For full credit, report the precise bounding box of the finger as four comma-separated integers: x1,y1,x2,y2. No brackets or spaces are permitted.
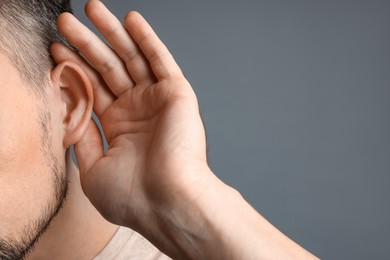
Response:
58,12,134,96
85,0,155,84
125,12,183,80
51,42,115,118
74,119,104,177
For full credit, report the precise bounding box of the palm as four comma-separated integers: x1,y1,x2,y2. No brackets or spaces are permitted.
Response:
85,79,205,225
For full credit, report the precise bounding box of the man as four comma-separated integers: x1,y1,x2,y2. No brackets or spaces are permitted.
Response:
0,0,317,259
0,0,168,259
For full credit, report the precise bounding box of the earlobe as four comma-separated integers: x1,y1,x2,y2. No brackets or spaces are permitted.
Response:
51,61,94,148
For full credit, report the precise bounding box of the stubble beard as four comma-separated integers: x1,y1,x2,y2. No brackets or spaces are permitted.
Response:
0,107,69,260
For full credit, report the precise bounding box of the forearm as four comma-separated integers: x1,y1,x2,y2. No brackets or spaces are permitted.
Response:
141,170,319,260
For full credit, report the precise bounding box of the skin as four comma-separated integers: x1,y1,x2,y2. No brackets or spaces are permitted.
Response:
26,156,118,259
50,1,319,259
0,52,67,259
0,10,116,259
1,0,319,258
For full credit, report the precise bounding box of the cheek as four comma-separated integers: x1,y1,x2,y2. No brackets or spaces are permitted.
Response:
0,97,55,236
0,55,67,239
0,98,42,174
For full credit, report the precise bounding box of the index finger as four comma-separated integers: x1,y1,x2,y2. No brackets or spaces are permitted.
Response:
58,12,135,96
51,42,115,118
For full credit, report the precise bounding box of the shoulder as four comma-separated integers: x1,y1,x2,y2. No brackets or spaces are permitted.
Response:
94,226,171,260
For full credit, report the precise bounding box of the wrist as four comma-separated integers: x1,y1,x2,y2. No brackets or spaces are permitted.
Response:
147,169,317,260
151,169,240,259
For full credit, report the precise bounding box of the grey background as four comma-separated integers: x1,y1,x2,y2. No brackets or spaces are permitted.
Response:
72,1,390,259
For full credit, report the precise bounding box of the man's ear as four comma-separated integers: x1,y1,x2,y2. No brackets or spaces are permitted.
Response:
51,61,94,148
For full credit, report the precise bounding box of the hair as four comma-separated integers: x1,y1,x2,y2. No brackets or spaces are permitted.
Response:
0,1,71,259
0,0,73,96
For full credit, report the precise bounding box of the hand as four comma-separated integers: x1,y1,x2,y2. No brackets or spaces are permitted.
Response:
52,1,319,259
52,0,211,233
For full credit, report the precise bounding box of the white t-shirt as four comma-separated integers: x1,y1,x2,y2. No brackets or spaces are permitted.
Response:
94,226,171,260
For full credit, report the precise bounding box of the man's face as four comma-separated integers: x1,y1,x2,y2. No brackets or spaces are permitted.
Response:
0,53,67,259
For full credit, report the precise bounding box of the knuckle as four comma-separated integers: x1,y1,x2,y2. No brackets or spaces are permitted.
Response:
78,37,93,52
91,80,105,91
123,49,140,63
98,60,115,75
148,48,169,63
105,24,122,39
169,71,186,81
137,31,151,48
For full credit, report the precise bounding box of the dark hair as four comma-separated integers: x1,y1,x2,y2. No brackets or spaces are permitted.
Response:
0,0,73,96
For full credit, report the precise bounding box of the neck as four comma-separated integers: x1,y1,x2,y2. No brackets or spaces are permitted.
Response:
26,152,118,260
